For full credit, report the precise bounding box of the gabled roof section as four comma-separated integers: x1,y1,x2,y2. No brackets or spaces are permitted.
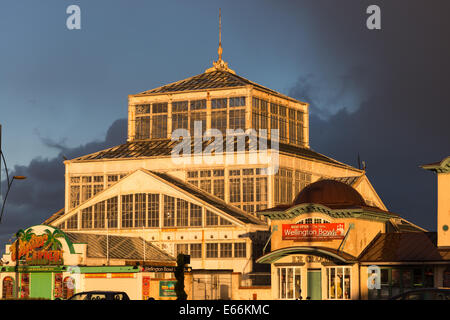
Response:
48,168,266,228
43,208,65,225
358,232,446,263
65,232,175,263
328,176,362,186
68,137,358,171
146,170,266,226
134,70,304,104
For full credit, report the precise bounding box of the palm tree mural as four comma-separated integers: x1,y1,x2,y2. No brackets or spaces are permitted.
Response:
43,229,65,251
22,229,34,242
12,228,35,261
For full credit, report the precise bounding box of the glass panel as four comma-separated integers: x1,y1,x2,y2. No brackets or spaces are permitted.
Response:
148,194,159,227
344,268,351,299
294,269,301,300
287,268,294,299
329,268,336,299
281,268,286,299
336,268,343,299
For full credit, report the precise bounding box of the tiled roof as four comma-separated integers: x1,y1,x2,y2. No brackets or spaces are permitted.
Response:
147,170,266,226
136,70,299,103
328,176,361,186
70,137,355,170
358,232,445,262
65,232,175,262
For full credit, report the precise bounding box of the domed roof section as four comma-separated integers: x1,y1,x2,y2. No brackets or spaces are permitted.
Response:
293,179,366,208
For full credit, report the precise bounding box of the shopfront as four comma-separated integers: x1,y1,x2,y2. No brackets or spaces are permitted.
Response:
256,179,429,300
259,246,358,300
0,224,178,300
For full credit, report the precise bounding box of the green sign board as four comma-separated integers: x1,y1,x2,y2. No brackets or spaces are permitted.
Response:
159,280,176,297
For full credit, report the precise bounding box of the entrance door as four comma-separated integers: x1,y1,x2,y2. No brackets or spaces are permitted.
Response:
30,273,53,299
307,270,322,300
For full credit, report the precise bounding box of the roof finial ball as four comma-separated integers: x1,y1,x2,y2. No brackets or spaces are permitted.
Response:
206,8,236,74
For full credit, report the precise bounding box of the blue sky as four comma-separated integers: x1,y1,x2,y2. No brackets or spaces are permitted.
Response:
0,0,371,167
1,0,450,247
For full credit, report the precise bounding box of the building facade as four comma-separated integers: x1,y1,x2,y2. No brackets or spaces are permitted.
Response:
1,47,403,300
257,176,450,300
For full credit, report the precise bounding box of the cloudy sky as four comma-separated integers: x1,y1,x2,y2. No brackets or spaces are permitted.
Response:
1,0,449,248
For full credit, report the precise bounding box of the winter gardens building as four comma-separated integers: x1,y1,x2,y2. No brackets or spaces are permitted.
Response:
1,34,449,300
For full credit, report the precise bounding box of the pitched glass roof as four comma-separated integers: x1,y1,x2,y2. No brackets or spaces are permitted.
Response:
135,70,302,103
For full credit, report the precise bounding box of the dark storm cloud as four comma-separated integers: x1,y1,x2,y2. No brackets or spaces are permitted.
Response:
289,0,450,230
0,119,127,249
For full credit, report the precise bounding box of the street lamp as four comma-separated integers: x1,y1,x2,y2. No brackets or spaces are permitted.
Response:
0,124,27,299
0,124,27,224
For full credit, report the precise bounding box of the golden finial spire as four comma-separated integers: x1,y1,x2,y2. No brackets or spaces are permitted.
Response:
206,8,235,74
218,8,223,61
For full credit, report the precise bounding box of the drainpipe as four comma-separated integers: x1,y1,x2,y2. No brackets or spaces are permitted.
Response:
262,225,278,255
337,223,354,252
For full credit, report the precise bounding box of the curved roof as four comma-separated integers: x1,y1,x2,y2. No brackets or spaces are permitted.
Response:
256,246,357,264
293,179,366,209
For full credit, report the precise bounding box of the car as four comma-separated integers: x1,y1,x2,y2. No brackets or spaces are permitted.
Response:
390,288,450,300
68,291,130,300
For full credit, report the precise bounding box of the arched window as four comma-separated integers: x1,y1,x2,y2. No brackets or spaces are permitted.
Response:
63,276,75,299
297,217,330,224
2,277,14,299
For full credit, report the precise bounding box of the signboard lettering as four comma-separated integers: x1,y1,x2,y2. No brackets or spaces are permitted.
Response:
10,227,65,265
282,223,345,241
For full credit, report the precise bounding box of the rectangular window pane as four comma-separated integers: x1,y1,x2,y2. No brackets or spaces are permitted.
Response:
94,201,105,229
163,195,175,227
190,203,202,227
148,194,160,227
172,101,188,112
134,193,146,228
152,102,168,114
190,111,206,136
135,116,150,140
211,98,227,109
229,109,245,130
206,243,218,258
220,243,232,258
190,99,206,110
70,185,80,209
107,197,118,228
229,178,241,203
206,210,219,226
136,104,150,114
190,244,202,258
152,114,167,139
81,206,92,229
211,110,227,133
176,199,189,227
234,243,246,258
229,97,246,107
66,213,78,230
121,194,133,228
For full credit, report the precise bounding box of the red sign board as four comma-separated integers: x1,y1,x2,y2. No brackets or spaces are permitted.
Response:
282,223,345,241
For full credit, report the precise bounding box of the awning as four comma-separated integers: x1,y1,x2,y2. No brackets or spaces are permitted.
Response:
256,246,357,264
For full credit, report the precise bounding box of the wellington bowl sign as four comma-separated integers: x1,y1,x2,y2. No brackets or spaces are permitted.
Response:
282,223,345,241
